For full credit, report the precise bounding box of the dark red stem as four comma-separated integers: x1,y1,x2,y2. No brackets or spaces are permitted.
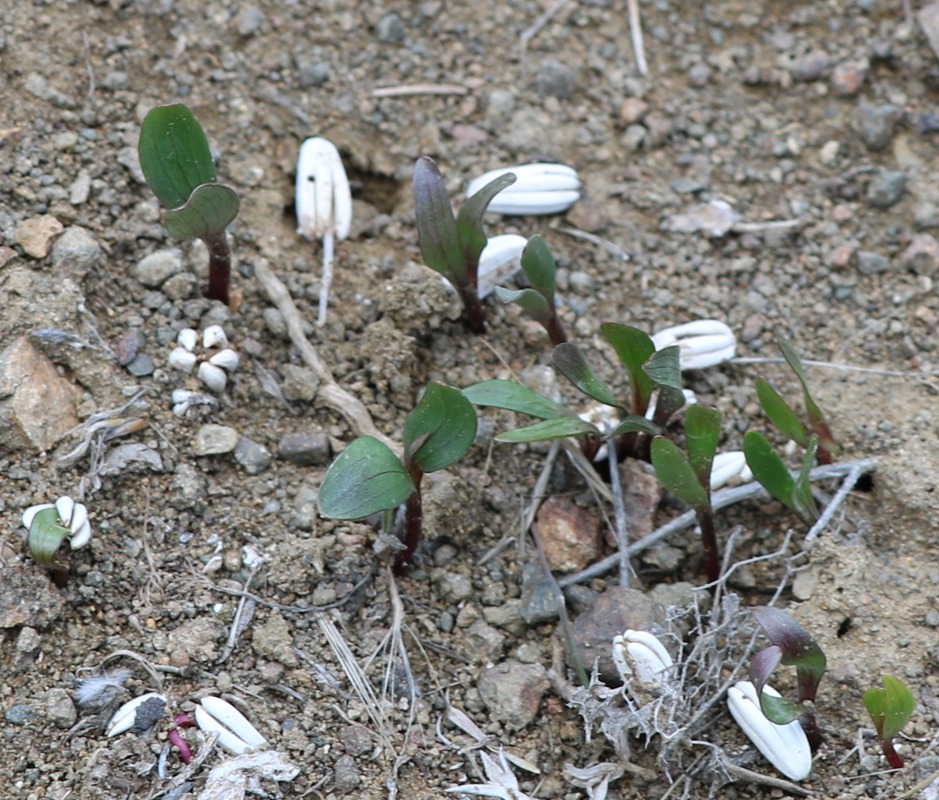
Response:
800,711,823,754
882,738,904,769
456,285,486,334
698,502,721,587
204,232,232,307
544,313,567,346
393,475,423,575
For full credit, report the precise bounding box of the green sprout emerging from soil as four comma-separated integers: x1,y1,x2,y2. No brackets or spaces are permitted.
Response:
864,675,914,770
318,382,477,574
650,404,723,585
412,156,515,334
495,234,567,345
138,103,241,306
750,605,827,751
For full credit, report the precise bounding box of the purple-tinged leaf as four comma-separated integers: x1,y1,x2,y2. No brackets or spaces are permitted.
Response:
752,606,826,703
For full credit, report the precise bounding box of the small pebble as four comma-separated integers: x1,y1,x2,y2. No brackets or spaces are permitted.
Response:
234,437,272,474
535,59,576,99
134,249,183,288
866,170,907,209
15,215,63,258
277,431,331,466
193,424,239,456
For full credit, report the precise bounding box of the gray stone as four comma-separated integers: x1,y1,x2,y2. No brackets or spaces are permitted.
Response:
235,5,263,36
45,688,77,729
519,562,560,624
465,619,506,663
0,565,65,628
5,705,37,725
375,13,405,43
296,57,330,89
0,337,79,452
133,249,183,288
900,233,939,276
535,59,575,99
263,308,289,339
281,364,319,402
235,436,272,474
866,170,907,209
161,271,198,301
915,201,939,230
126,354,155,377
482,600,527,636
171,463,207,509
853,101,903,151
485,89,515,128
477,661,548,731
570,587,666,683
784,49,830,82
333,753,361,793
432,570,473,603
277,431,331,466
193,424,239,456
856,251,890,275
50,226,102,279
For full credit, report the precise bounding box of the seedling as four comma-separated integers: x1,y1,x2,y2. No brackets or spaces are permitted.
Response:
864,675,914,769
755,338,840,464
412,156,516,333
750,606,827,751
138,104,241,306
743,431,819,524
464,324,675,460
22,496,92,571
318,382,477,574
650,404,723,584
494,234,567,345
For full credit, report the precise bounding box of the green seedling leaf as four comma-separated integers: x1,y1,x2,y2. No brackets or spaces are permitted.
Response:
778,338,840,457
457,172,517,285
27,507,71,567
791,436,819,522
643,345,683,391
752,606,826,704
164,183,240,240
519,234,556,303
601,323,655,415
139,104,218,209
651,436,709,509
463,379,568,420
865,675,914,768
611,416,660,437
743,430,795,509
685,404,722,488
495,416,600,443
756,378,807,445
404,382,477,473
553,343,620,407
318,437,413,520
495,286,551,324
413,157,465,285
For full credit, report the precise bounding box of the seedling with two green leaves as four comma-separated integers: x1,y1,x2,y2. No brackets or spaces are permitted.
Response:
864,675,914,769
743,338,841,524
494,234,567,345
413,156,514,334
750,606,827,751
138,104,241,306
317,382,476,574
464,323,681,462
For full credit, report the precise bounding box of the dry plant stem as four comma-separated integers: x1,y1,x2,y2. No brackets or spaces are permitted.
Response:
804,458,869,544
719,757,812,797
605,436,630,589
216,564,259,665
626,0,648,75
254,259,397,453
559,458,875,588
204,231,231,306
317,231,334,326
732,355,939,379
371,83,468,97
559,227,631,261
519,0,571,74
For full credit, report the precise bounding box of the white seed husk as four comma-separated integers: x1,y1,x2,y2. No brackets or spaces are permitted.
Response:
22,503,54,530
106,692,167,737
168,347,198,373
477,234,528,299
198,362,228,393
176,327,199,352
55,496,75,527
295,137,353,241
196,696,267,754
727,680,812,781
208,348,240,372
466,163,581,216
202,325,229,350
